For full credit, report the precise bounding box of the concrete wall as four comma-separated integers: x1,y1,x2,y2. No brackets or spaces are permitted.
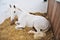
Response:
0,0,48,24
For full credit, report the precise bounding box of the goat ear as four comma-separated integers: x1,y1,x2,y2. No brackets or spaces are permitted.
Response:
44,0,47,2
13,5,16,8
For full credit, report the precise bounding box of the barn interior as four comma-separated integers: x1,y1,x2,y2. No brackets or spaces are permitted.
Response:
0,0,60,40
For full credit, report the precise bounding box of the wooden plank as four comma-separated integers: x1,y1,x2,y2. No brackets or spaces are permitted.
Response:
48,0,60,40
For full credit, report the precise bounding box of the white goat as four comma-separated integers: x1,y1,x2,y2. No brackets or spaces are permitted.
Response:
10,5,50,39
15,11,50,38
15,8,50,32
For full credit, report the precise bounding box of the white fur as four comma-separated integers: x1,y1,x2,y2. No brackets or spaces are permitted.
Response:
9,5,50,32
10,5,15,21
10,6,50,39
15,9,50,32
15,11,50,39
10,5,19,21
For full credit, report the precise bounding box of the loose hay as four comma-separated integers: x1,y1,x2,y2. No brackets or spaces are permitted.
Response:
0,16,54,40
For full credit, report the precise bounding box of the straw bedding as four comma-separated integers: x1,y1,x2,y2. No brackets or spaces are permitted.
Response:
0,13,54,40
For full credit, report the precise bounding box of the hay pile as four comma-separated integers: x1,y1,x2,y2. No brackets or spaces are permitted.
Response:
0,13,54,40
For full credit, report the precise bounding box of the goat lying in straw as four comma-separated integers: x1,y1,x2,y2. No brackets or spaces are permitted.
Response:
10,5,50,39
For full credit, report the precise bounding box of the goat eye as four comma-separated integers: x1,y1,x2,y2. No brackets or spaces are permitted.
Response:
14,11,16,13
